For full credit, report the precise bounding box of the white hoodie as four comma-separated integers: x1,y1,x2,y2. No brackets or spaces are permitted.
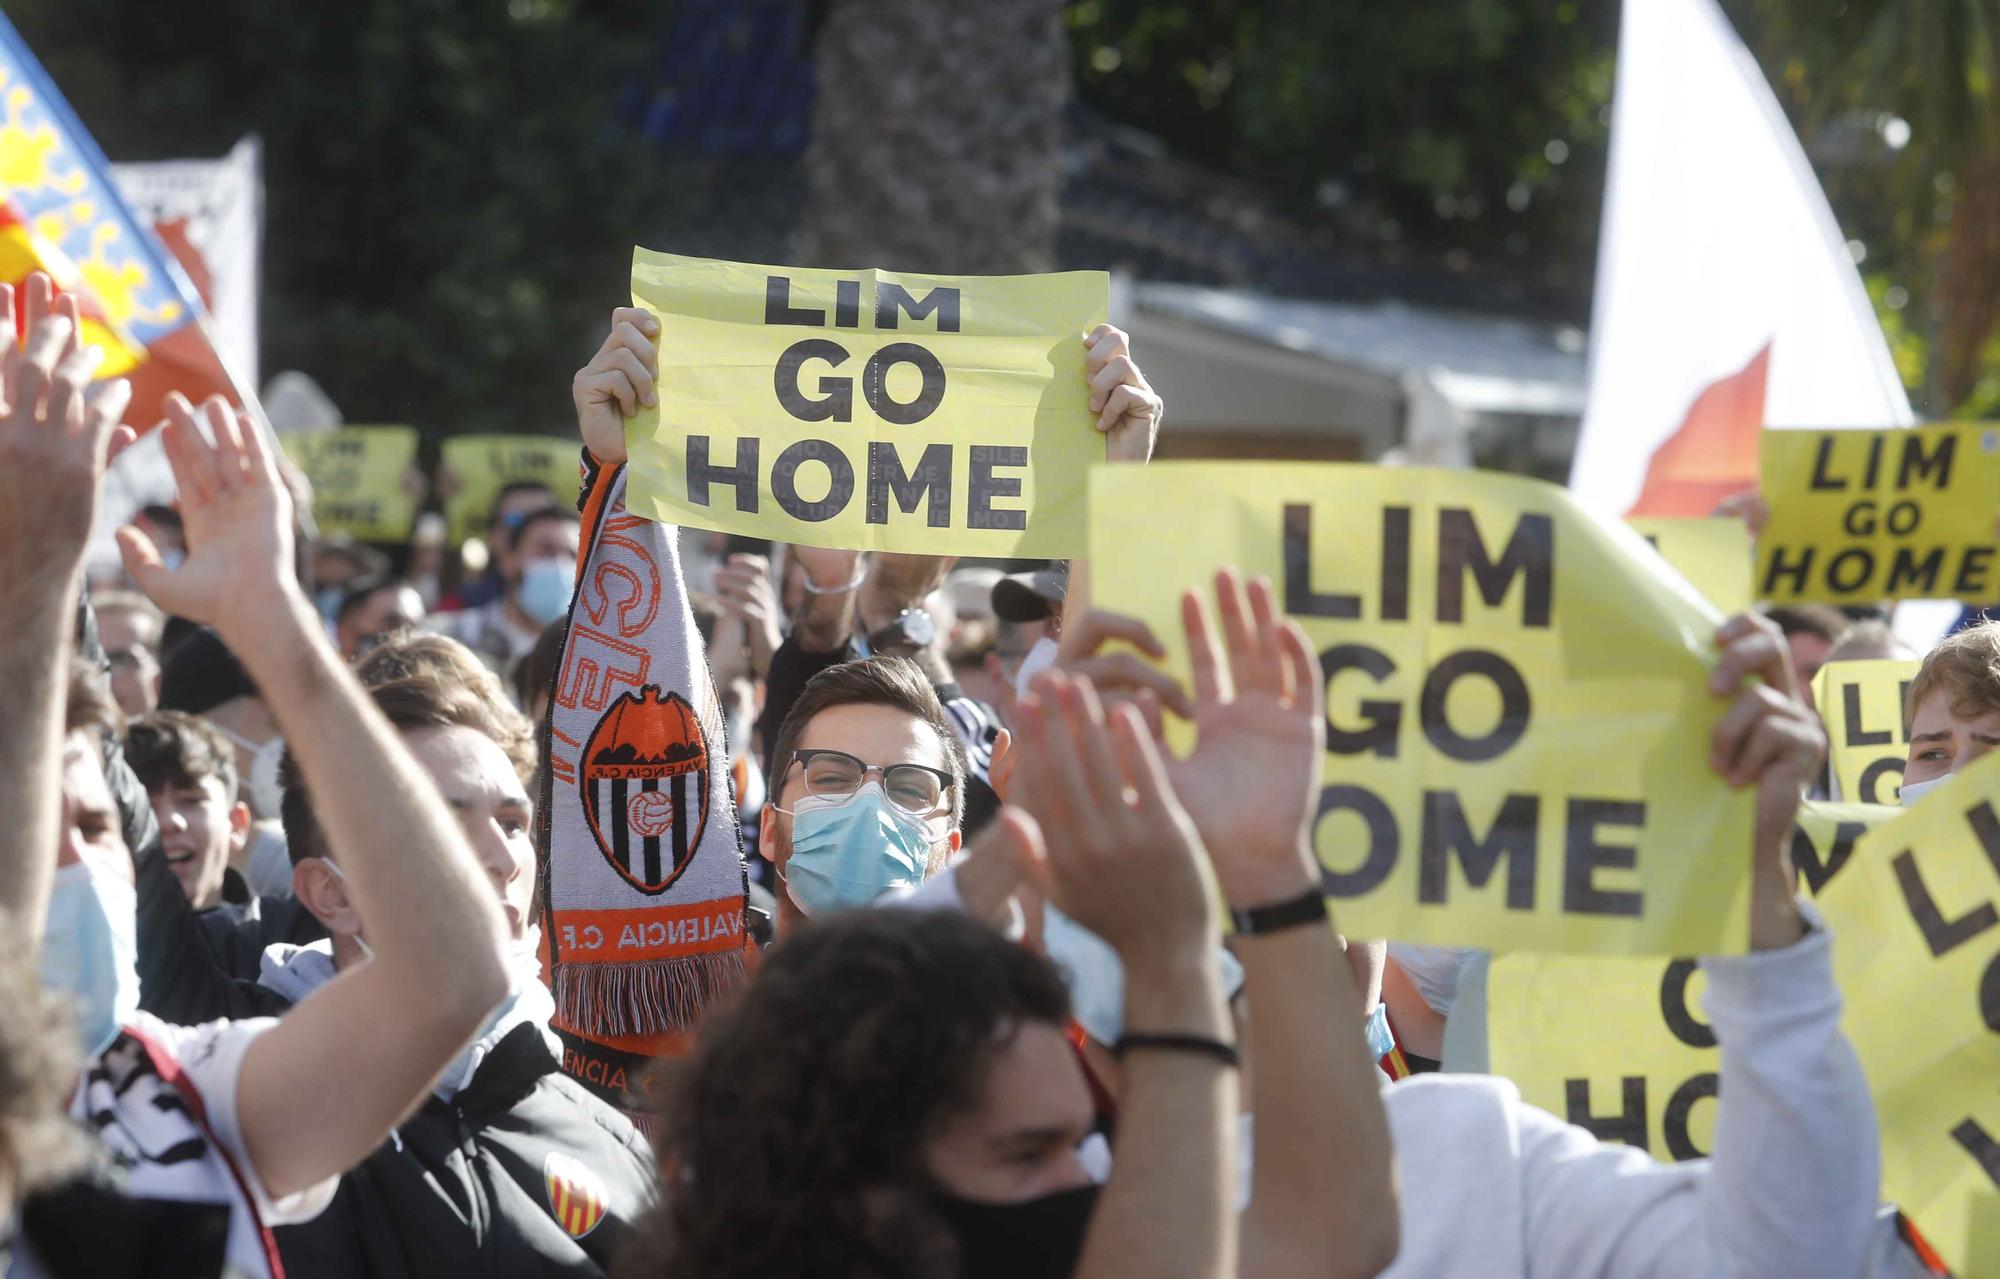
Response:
1371,913,1897,1278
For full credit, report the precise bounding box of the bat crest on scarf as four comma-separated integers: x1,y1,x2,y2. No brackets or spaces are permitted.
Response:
537,455,749,1059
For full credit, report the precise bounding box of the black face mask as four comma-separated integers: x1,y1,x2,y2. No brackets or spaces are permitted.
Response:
929,1183,1101,1279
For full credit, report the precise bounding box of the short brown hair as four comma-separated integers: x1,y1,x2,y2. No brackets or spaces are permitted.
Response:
351,631,533,774
280,668,535,865
125,710,239,799
1905,619,2000,726
766,657,967,829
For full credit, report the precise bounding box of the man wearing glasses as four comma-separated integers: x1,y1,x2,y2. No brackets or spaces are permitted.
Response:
756,655,969,930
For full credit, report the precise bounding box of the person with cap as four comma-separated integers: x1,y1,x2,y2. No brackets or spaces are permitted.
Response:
987,564,1069,716
158,626,287,824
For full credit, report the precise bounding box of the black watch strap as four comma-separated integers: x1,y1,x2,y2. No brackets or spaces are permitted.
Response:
1229,889,1328,937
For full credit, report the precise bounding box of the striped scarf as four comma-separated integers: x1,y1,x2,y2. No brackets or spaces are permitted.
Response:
535,453,749,1116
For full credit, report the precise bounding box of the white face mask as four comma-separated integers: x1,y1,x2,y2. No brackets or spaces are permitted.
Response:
216,724,286,821
40,861,141,1057
1898,773,1951,806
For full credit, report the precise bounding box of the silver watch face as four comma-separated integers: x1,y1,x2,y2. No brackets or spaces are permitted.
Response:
900,608,937,647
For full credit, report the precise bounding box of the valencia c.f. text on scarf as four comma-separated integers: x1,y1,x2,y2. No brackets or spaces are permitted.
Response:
535,451,749,1120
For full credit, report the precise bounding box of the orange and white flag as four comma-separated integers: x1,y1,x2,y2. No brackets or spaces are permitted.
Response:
1569,0,1911,518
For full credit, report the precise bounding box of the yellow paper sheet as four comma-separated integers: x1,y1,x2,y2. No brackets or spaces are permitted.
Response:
1626,517,1753,615
1812,659,1922,804
1790,799,1902,895
1484,801,1899,1162
624,248,1107,556
1757,424,2000,603
1489,953,1721,1160
279,426,420,543
1816,754,2000,1274
440,435,581,546
1091,462,1755,956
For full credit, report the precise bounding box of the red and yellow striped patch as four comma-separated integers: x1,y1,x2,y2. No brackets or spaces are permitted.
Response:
544,1151,609,1239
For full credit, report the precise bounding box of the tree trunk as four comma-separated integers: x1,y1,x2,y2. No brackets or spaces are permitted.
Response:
796,0,1068,275
1934,148,2000,411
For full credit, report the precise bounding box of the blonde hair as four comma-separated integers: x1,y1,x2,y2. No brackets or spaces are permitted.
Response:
1905,620,2000,725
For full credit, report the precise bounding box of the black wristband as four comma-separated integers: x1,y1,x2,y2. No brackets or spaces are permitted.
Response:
1228,888,1329,937
1112,1033,1241,1069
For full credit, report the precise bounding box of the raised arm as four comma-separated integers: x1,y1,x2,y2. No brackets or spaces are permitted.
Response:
1171,570,1399,1279
1012,668,1235,1279
1058,323,1162,627
1519,613,1877,1277
0,281,129,942
119,395,508,1201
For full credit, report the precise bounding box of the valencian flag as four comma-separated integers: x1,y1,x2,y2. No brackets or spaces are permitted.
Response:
0,10,238,424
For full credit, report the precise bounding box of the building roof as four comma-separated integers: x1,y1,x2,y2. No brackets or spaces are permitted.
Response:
1136,281,1587,417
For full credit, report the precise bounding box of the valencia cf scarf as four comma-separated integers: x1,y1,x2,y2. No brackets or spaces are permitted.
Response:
536,452,749,1115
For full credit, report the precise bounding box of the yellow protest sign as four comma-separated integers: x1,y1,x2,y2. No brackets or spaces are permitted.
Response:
1791,799,1902,895
440,435,580,545
1486,800,1901,1163
1812,660,1921,805
1625,517,1752,615
624,248,1106,557
1490,954,1720,1160
1757,424,2000,603
1817,754,2000,1274
279,426,420,543
1091,462,1755,955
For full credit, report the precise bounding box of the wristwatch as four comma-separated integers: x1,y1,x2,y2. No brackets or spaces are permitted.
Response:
1228,889,1329,937
858,607,937,656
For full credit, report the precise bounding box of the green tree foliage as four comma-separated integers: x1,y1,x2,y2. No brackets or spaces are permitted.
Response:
11,0,684,436
1735,0,2000,415
1064,0,1617,314
1066,0,2000,417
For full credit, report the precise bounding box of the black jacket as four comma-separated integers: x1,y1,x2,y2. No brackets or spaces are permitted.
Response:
273,1021,657,1278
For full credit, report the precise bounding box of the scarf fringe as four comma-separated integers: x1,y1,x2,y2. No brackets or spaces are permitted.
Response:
623,1107,664,1145
552,949,748,1038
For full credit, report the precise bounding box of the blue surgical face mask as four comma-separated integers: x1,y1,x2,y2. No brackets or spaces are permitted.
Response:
779,782,934,915
39,861,141,1057
1899,773,1950,806
517,557,575,626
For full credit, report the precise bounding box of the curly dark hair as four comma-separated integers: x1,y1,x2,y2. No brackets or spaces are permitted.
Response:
619,909,1071,1279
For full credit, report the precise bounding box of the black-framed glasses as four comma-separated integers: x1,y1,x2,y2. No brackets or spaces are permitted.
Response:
790,748,955,816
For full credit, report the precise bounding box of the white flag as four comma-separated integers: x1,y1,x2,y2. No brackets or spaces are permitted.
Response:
1569,0,1911,518
111,135,263,387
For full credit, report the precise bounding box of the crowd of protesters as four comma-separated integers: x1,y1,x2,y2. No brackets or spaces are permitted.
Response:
2,264,1991,1278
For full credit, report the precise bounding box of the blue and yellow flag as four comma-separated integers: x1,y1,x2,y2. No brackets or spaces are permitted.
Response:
0,10,233,413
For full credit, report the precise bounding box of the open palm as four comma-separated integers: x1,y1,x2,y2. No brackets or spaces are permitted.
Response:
118,393,296,634
1165,573,1326,907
